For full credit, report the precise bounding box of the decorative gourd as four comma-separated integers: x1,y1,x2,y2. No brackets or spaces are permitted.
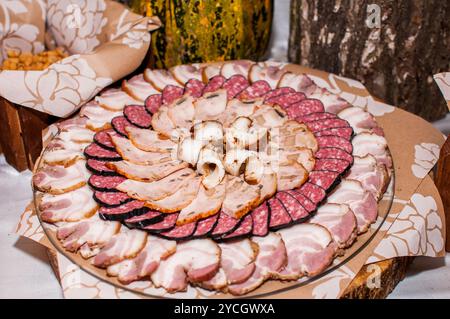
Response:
130,0,273,68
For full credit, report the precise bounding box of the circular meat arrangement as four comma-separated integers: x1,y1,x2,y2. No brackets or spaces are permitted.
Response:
33,61,393,296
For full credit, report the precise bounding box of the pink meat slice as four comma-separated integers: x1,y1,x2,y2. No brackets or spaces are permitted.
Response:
315,147,354,164
316,136,353,154
159,221,197,240
86,159,116,175
111,116,133,137
144,94,162,114
297,112,337,123
275,192,309,222
123,105,152,129
211,211,241,237
84,143,121,161
222,74,249,100
88,175,126,191
264,92,306,108
268,197,292,229
286,99,325,118
263,87,295,101
308,170,341,191
202,75,226,94
94,191,131,207
184,78,205,98
296,182,326,205
143,213,178,232
222,214,253,239
161,85,184,105
193,214,219,237
314,158,351,174
315,127,354,140
94,129,115,150
237,80,271,101
251,202,270,236
218,239,257,285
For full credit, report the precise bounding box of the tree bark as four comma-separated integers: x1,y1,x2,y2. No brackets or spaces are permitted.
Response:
289,0,450,121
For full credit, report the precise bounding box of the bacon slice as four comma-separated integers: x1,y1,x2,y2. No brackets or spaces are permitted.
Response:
107,160,188,182
278,146,315,172
275,161,309,191
250,104,288,128
170,64,203,84
228,233,287,295
151,239,220,292
218,99,258,128
277,72,316,95
338,106,378,134
122,74,159,101
126,126,176,153
42,139,86,167
248,63,286,88
80,101,123,131
275,224,336,280
116,168,196,202
218,239,257,284
194,90,228,122
95,88,141,112
202,65,221,81
58,126,95,144
143,69,180,91
150,106,178,139
106,236,176,284
222,176,260,219
352,132,392,169
38,186,98,223
307,87,350,114
167,95,195,130
257,171,277,204
33,160,90,195
220,60,254,78
275,120,318,152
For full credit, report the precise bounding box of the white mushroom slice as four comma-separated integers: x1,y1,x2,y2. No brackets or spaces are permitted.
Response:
167,95,195,130
244,156,264,185
193,120,224,145
177,137,204,166
224,149,256,176
194,89,227,122
197,147,226,189
107,160,188,182
251,104,287,128
222,176,260,219
276,161,309,191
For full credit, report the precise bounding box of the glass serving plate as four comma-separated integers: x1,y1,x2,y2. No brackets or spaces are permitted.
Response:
33,135,395,299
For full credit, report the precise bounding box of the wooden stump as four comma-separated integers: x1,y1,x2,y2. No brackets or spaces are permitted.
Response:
288,0,450,122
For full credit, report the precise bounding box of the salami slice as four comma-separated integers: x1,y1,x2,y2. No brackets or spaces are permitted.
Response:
159,221,197,240
222,74,249,100
237,80,271,101
124,210,163,228
193,214,219,237
315,127,354,140
111,116,133,137
143,213,178,232
88,175,126,192
123,105,152,129
263,87,295,101
307,118,351,132
283,190,316,212
86,159,117,176
202,75,225,94
315,147,354,164
286,99,325,119
316,136,353,154
184,78,206,98
276,192,309,222
161,85,184,105
296,182,327,205
251,202,270,237
222,214,253,239
99,200,147,221
84,143,121,161
211,211,241,237
296,112,336,123
144,94,162,114
94,191,132,207
308,170,341,191
314,158,351,174
268,197,292,229
94,130,116,151
264,92,306,109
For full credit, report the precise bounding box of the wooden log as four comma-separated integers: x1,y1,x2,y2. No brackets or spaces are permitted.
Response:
288,0,450,122
435,135,450,252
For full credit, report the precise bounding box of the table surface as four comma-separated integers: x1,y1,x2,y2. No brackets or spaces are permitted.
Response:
1,0,450,299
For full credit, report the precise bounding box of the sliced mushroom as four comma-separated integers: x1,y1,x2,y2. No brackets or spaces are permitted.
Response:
224,149,256,176
177,137,203,166
244,156,264,185
197,147,226,189
193,120,223,145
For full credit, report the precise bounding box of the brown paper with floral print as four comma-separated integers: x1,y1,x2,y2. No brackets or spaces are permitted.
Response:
0,0,160,117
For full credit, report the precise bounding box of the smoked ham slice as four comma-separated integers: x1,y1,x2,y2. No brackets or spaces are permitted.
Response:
218,239,257,284
352,132,392,169
122,74,159,101
170,64,203,84
58,126,95,144
220,60,254,78
248,63,286,88
150,106,178,139
307,87,350,114
194,90,228,122
143,69,180,91
167,95,196,130
95,89,142,112
222,176,260,219
275,161,308,191
80,101,123,131
278,72,316,96
126,126,176,153
107,160,188,182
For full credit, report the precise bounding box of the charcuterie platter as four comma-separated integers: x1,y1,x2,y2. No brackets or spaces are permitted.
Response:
32,60,394,298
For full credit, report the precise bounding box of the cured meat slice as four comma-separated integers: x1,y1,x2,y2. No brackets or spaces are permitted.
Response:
144,69,180,91
257,172,278,204
308,170,341,191
80,101,122,131
58,126,95,144
309,203,357,248
122,74,159,101
95,88,141,112
220,60,254,78
286,99,325,119
33,160,89,194
219,99,258,127
110,134,173,165
316,136,353,154
352,132,392,168
126,127,176,153
218,239,257,284
315,147,354,164
56,117,87,130
107,160,187,183
88,175,126,192
93,229,147,268
150,106,177,138
39,186,98,223
94,191,132,207
192,214,219,237
162,85,184,105
167,95,195,130
222,74,249,100
296,182,326,205
211,211,241,237
144,94,162,114
251,202,270,236
308,87,350,114
116,168,196,201
222,214,253,239
346,155,389,200
221,176,260,219
111,116,133,137
250,104,288,128
297,112,337,123
338,106,378,134
228,233,287,295
184,78,205,98
315,127,354,140
194,90,228,122
151,239,220,292
268,197,292,229
202,75,225,94
170,64,202,84
307,118,351,132
94,129,116,151
314,158,351,174
278,146,315,172
106,237,176,284
327,179,378,233
123,105,152,129
145,176,201,213
276,120,318,152
283,190,316,212
99,200,147,221
263,87,295,101
275,192,309,222
200,269,228,291
264,92,306,108
248,63,286,88
237,80,271,101
277,72,316,95
42,144,84,167
159,222,197,240
275,224,336,279
86,159,117,176
275,161,308,191
84,143,121,162
202,65,221,82
124,210,163,228
143,213,178,232
57,218,120,253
